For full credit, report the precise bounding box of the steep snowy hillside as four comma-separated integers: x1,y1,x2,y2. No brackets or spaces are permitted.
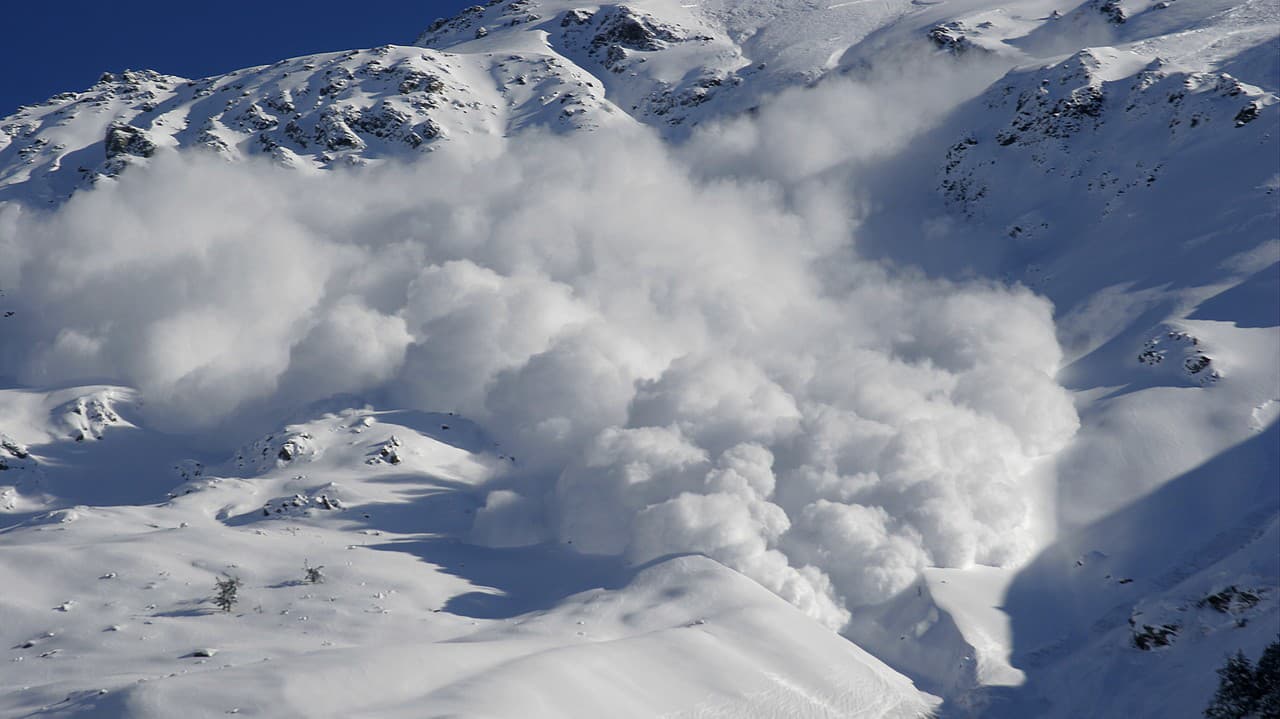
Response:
1,0,1277,717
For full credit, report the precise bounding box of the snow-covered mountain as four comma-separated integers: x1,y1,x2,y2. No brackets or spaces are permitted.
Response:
1,0,1276,717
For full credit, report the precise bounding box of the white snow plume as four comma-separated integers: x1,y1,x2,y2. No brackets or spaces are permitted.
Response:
0,74,1076,628
685,49,1014,186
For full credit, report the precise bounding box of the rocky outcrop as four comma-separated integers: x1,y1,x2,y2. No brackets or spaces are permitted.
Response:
259,489,345,518
367,435,404,465
104,124,157,159
57,392,124,442
927,22,989,56
0,433,33,472
1093,0,1128,24
1130,583,1270,650
559,5,710,74
233,430,319,472
416,0,542,46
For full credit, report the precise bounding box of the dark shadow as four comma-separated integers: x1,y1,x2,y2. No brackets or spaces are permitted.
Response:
1189,261,1280,328
1218,37,1280,94
934,424,1280,717
363,537,633,619
152,607,216,618
0,384,221,531
1055,296,1193,400
0,422,220,532
265,580,307,589
216,460,637,620
15,686,133,719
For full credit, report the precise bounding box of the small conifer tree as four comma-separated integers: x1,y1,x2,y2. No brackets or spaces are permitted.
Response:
1205,640,1280,718
303,560,324,584
213,575,242,613
1255,642,1280,718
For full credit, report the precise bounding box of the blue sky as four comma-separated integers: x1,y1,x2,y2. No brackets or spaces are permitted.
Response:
1,1,476,117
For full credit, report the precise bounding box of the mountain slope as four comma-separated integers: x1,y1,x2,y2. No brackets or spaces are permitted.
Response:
0,390,935,719
0,0,1277,717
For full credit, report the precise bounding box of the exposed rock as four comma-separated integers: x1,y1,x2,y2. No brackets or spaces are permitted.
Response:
0,433,34,472
927,23,988,56
260,490,344,518
236,103,279,131
314,107,365,151
233,431,318,472
1094,0,1127,24
1,435,30,461
590,6,685,52
562,8,594,27
104,124,157,159
554,4,706,76
1234,101,1261,127
397,69,445,95
1197,586,1263,614
1130,620,1178,650
1136,330,1220,384
57,392,123,442
368,435,404,465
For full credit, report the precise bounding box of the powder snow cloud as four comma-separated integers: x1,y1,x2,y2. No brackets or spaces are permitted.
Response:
0,69,1078,629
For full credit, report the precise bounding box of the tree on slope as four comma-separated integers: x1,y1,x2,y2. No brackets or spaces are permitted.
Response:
1205,640,1280,719
213,575,242,613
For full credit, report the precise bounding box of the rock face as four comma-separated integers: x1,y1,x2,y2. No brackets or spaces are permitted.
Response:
927,23,989,56
1137,329,1221,385
581,5,695,59
0,433,33,472
418,2,743,130
104,124,157,159
1129,583,1268,650
232,430,320,473
58,391,124,442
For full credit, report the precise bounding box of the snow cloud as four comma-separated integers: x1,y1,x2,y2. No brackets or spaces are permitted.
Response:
0,67,1078,629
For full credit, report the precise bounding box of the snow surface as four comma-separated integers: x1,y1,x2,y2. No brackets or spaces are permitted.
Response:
1,0,1277,716
0,399,933,718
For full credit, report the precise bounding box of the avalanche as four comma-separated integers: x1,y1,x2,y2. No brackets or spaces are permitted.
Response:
0,0,1276,717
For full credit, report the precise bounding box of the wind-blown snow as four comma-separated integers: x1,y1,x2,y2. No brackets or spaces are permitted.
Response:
0,106,1077,627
